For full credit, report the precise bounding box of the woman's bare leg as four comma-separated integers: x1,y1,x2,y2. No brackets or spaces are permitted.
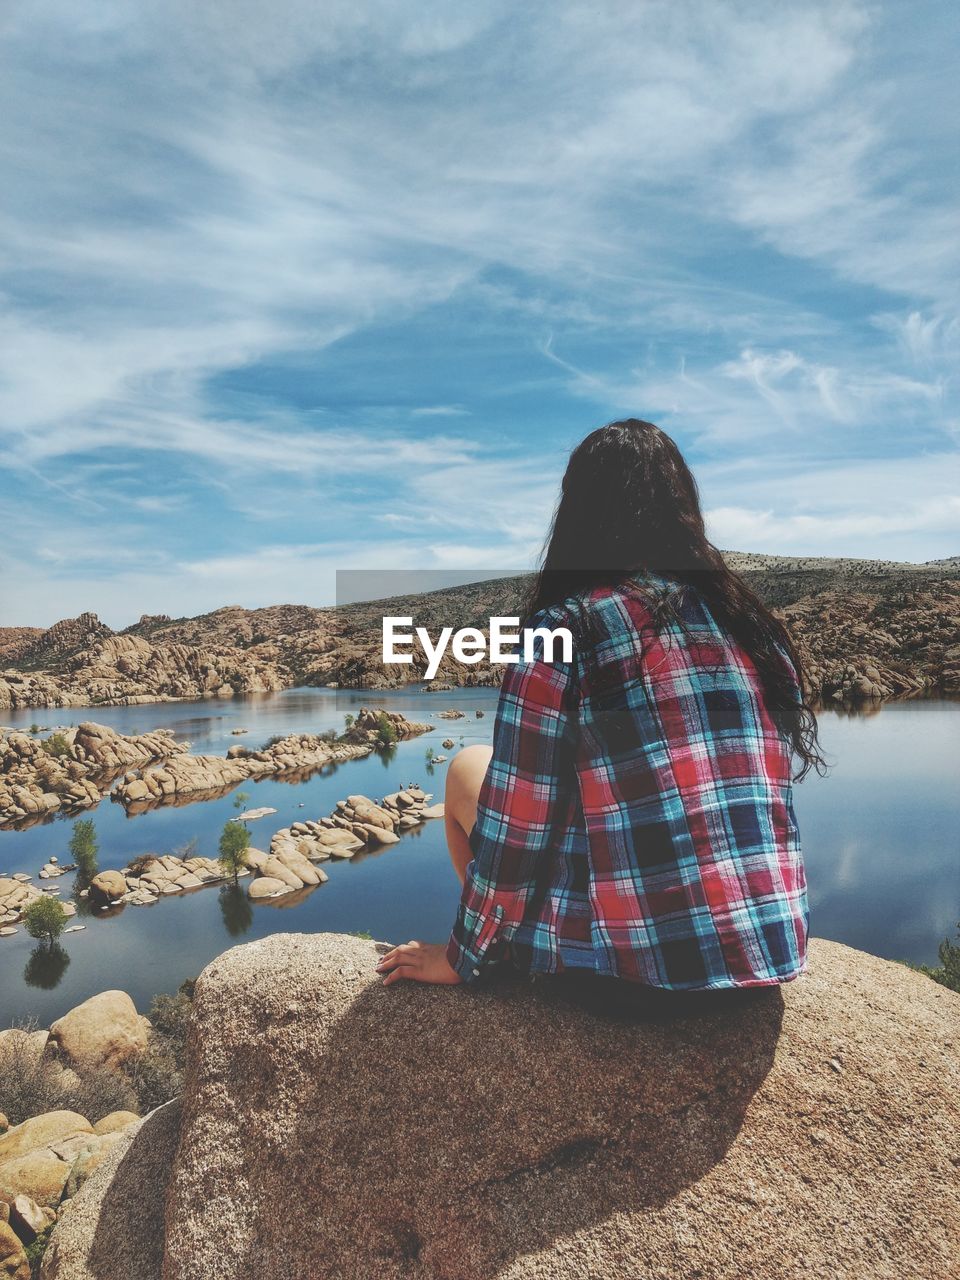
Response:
444,744,493,885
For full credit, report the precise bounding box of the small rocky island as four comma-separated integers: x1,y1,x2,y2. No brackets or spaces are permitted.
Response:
71,786,445,913
0,709,431,831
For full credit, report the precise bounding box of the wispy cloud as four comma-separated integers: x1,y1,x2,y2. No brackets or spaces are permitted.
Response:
0,0,956,624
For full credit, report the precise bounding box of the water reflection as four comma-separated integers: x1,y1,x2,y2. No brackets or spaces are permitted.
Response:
219,885,253,937
24,942,70,990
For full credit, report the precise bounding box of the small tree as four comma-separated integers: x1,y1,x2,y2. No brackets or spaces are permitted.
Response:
232,790,251,812
375,712,398,748
23,895,68,947
344,713,354,728
68,818,99,882
218,821,251,885
172,837,199,861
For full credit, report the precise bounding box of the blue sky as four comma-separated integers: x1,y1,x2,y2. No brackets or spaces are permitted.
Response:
1,1,958,626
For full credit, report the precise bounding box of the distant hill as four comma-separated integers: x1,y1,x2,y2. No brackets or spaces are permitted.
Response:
1,552,958,710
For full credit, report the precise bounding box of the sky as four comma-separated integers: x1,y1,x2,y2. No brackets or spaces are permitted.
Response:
0,1,958,627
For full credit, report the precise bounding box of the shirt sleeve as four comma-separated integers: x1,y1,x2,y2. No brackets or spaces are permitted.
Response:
445,604,580,983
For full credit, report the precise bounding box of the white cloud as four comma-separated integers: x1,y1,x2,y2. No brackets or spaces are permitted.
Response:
0,0,957,621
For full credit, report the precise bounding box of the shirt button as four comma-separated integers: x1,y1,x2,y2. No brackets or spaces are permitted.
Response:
472,968,480,977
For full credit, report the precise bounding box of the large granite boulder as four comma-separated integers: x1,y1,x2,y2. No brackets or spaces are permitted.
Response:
40,1104,179,1280
42,935,960,1280
48,992,151,1071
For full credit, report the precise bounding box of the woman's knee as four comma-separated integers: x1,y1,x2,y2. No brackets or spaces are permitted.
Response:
445,744,492,817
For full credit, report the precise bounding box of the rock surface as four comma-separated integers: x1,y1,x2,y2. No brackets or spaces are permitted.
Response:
42,934,960,1280
0,1218,29,1279
48,992,151,1072
0,1113,97,1211
259,782,442,891
40,1104,179,1280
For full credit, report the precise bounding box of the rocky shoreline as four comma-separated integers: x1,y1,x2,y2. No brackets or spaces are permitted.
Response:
0,708,439,935
0,710,431,831
0,724,187,828
2,555,958,710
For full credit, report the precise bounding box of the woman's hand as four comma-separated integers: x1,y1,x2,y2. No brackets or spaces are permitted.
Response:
376,940,463,986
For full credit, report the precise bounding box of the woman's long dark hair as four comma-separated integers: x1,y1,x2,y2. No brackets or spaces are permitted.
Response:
525,419,826,781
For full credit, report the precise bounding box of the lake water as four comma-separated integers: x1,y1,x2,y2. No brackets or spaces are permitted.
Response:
1,689,958,1025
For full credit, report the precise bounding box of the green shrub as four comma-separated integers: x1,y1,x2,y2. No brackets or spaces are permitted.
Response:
40,732,70,759
232,790,251,811
911,922,960,994
374,712,398,747
23,895,67,945
26,1224,54,1277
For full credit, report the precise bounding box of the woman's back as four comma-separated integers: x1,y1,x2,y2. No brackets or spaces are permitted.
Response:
446,572,809,990
379,420,820,993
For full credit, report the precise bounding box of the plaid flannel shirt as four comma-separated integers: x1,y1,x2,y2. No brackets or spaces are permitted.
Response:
445,574,809,990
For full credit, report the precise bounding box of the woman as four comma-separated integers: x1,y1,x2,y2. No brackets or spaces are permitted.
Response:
377,419,826,992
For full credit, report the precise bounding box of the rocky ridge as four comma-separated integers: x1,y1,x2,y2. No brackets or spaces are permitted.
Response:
2,554,958,710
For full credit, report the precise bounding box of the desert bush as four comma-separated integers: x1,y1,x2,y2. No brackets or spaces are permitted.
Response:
912,922,960,994
40,732,70,759
0,1022,70,1125
123,982,194,1112
23,895,67,945
66,1061,139,1121
126,853,160,876
1,980,196,1129
0,1020,136,1126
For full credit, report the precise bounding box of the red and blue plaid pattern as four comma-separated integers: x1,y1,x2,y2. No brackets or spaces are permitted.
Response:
446,575,809,989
